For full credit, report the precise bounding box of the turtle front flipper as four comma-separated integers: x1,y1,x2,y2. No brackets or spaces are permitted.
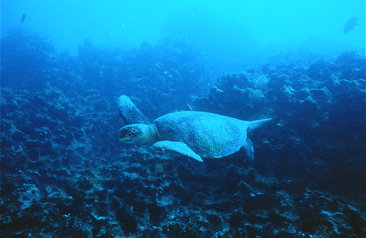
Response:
153,141,203,162
118,95,149,124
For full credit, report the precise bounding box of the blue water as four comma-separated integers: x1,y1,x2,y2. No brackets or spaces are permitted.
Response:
1,1,365,237
2,0,365,71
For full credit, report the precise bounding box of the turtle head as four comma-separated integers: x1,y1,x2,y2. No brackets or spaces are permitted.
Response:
118,124,157,144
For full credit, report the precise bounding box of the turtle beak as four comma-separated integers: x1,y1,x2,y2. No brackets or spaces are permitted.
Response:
118,126,137,144
118,127,131,143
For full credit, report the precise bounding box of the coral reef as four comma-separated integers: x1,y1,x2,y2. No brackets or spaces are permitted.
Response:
1,29,365,237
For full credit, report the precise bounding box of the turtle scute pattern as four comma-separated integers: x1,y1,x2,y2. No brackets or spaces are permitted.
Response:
154,111,248,158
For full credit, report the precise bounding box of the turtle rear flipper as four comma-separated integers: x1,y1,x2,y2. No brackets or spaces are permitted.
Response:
118,95,149,124
153,140,203,162
242,138,254,160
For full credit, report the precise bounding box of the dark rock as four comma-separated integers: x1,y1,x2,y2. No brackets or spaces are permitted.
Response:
229,212,245,228
345,207,365,236
148,202,165,226
102,179,116,190
245,225,259,238
207,214,222,230
115,207,137,234
243,194,277,211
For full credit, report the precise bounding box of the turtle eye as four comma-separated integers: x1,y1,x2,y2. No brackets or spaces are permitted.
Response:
118,126,142,140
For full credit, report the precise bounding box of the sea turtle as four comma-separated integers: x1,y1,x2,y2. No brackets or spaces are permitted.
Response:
117,95,272,162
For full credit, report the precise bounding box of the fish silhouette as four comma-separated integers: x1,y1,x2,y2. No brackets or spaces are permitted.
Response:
21,13,26,23
344,17,358,35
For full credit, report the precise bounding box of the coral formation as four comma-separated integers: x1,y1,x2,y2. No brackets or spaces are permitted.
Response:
1,30,365,237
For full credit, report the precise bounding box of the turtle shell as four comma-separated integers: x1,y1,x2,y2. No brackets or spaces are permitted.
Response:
153,111,249,158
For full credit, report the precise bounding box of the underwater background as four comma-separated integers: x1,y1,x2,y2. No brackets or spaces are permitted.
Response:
1,0,365,237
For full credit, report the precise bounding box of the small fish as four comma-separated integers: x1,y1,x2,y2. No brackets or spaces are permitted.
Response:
20,13,26,23
186,104,193,111
344,17,358,35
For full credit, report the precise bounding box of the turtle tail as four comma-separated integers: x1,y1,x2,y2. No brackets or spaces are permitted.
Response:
247,118,272,132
